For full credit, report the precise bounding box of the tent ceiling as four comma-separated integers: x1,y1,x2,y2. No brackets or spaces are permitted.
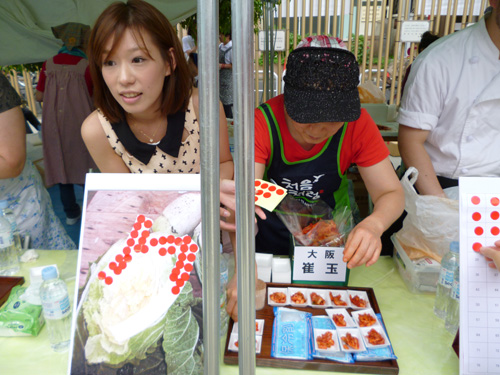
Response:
0,0,196,66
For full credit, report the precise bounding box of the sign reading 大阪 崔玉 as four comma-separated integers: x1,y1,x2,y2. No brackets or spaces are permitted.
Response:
293,246,347,284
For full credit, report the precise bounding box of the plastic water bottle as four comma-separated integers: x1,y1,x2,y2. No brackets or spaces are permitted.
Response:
445,266,460,334
40,266,72,352
434,241,460,319
0,200,22,254
0,207,20,275
220,244,229,337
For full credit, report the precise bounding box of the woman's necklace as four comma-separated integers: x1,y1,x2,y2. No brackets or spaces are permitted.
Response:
131,121,164,143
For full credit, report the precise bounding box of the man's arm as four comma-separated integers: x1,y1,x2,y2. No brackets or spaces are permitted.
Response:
0,106,26,178
398,124,446,197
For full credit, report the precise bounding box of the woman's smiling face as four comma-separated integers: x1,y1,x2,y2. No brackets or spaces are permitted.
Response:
101,28,173,118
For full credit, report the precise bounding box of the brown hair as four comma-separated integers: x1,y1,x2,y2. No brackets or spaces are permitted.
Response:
87,0,192,123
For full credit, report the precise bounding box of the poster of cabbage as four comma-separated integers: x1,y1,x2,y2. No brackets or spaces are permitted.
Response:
69,174,204,375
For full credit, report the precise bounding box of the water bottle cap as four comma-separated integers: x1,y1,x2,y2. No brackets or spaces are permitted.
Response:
0,200,8,210
42,266,58,281
450,241,460,253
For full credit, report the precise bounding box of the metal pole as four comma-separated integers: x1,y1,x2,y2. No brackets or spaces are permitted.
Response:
198,0,221,373
232,0,256,373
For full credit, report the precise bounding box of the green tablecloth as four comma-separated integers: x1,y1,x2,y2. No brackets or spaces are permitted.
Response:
0,251,459,375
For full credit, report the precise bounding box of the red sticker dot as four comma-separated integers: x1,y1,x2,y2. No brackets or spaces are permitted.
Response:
167,235,175,244
472,242,482,252
115,254,124,263
181,272,190,281
130,230,139,238
144,220,153,228
256,189,263,195
141,231,150,238
492,211,500,220
472,212,481,221
264,192,271,198
159,248,167,256
171,268,180,276
133,244,142,252
98,271,106,280
491,197,500,206
187,253,196,262
133,223,141,231
137,215,145,223
471,196,481,205
105,276,113,285
124,254,132,262
141,245,149,254
180,244,188,253
255,180,261,187
176,279,185,287
109,262,117,270
276,189,285,195
114,268,122,275
176,260,184,269
127,238,135,247
172,286,180,295
178,253,186,261
183,236,192,244
138,237,146,245
474,226,484,236
170,273,178,282
168,246,176,254
184,263,193,272
268,185,276,192
150,238,158,246
255,196,259,202
261,183,269,189
159,236,167,245
118,261,127,269
123,247,131,255
175,237,182,245
189,244,198,252
492,227,500,236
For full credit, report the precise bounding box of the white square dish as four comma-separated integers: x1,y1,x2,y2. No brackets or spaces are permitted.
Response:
326,289,351,308
347,290,371,310
268,287,289,306
228,333,263,354
288,287,310,307
360,326,390,349
325,308,357,328
314,328,341,355
231,319,265,336
337,328,366,353
308,289,330,308
351,308,380,328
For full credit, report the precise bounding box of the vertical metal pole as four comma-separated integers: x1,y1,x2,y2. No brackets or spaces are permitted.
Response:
232,0,256,373
198,0,221,374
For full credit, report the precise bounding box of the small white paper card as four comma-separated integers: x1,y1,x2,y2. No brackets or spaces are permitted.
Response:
293,246,347,283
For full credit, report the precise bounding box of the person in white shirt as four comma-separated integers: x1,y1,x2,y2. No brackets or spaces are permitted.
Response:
219,32,233,118
182,28,197,63
398,0,500,197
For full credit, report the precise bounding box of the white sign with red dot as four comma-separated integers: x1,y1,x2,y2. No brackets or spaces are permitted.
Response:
459,178,500,375
97,214,199,296
254,179,287,212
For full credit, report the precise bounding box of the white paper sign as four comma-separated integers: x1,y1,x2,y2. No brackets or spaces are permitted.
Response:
258,30,286,51
459,177,500,375
400,20,431,42
293,246,347,283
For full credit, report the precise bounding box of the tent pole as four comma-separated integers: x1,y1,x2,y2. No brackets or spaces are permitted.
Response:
232,0,257,373
198,0,222,373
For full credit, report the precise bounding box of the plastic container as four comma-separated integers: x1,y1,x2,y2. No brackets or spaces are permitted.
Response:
40,266,72,352
445,266,460,334
0,207,20,275
220,245,229,337
434,241,460,319
0,200,21,254
392,234,441,293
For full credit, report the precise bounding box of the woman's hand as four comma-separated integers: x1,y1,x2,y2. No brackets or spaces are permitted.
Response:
342,217,383,269
480,240,500,270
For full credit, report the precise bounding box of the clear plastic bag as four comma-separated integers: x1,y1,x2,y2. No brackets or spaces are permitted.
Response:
275,195,353,247
395,167,459,262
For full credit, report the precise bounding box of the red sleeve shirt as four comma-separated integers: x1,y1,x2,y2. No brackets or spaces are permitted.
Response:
36,53,93,96
254,94,389,174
